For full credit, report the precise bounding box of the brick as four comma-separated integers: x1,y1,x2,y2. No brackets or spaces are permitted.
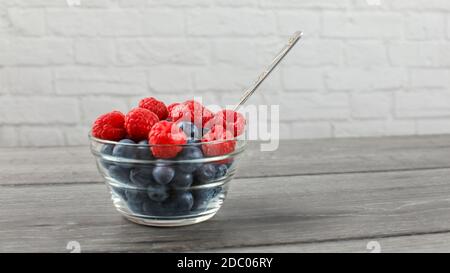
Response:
47,10,184,37
192,65,258,92
265,93,350,121
147,0,210,6
261,0,350,8
333,120,386,137
148,66,193,93
395,91,450,118
55,67,147,95
0,126,18,147
388,42,450,67
64,126,90,146
417,119,450,135
75,38,115,65
322,12,403,39
391,0,450,11
351,92,391,118
187,9,276,36
410,69,450,89
404,13,445,40
333,120,416,137
4,0,111,7
0,38,73,65
353,0,389,9
118,0,148,7
212,37,304,69
448,15,450,39
215,0,258,7
8,8,45,36
282,67,324,91
325,68,406,91
385,120,416,136
116,39,210,65
212,39,261,68
345,41,389,66
19,127,65,147
80,97,129,125
285,39,343,67
0,97,79,125
47,10,105,36
0,68,53,94
291,122,332,139
276,11,320,37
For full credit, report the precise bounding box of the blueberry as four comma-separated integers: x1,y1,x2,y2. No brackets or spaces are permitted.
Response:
130,167,154,188
124,189,147,213
124,188,147,202
152,165,175,185
136,140,153,160
194,164,216,184
172,171,193,188
215,164,228,179
177,146,203,173
101,143,114,155
147,183,169,202
192,187,222,211
164,191,194,214
100,144,114,168
108,165,131,184
112,139,136,159
142,200,165,215
177,121,201,141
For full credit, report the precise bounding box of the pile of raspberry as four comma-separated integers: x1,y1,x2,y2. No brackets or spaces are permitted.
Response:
91,97,245,158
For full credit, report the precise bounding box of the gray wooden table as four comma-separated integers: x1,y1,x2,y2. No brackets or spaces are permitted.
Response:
1,135,450,253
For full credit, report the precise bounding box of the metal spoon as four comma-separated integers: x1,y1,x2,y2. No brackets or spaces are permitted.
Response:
233,31,303,111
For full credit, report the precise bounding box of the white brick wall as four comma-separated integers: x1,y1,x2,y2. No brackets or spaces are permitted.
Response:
0,0,449,147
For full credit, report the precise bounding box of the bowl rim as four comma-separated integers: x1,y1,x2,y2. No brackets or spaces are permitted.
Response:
88,132,245,147
89,133,247,164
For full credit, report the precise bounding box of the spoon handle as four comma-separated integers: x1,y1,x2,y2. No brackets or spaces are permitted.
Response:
233,31,303,111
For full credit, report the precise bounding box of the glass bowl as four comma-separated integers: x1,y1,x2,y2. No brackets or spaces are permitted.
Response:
89,135,246,227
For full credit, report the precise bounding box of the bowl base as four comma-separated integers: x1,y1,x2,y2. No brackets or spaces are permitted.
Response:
118,210,218,227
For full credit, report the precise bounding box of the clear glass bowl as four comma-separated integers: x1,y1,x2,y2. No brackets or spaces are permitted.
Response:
89,135,246,227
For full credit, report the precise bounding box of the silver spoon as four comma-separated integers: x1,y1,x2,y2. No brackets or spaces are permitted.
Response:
233,31,303,111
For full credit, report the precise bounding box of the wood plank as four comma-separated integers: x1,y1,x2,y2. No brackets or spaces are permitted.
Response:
0,135,450,186
1,168,450,252
207,232,450,253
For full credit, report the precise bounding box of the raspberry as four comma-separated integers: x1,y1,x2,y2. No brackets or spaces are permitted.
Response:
205,110,245,137
91,111,126,141
168,100,214,128
148,120,187,159
167,103,180,114
138,97,168,120
125,108,159,141
201,125,236,157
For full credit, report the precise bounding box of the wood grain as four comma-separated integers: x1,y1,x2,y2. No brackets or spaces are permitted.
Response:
208,232,450,253
1,168,450,252
1,135,449,186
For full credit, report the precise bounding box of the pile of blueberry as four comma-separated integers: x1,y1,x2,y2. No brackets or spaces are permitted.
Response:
99,122,233,217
